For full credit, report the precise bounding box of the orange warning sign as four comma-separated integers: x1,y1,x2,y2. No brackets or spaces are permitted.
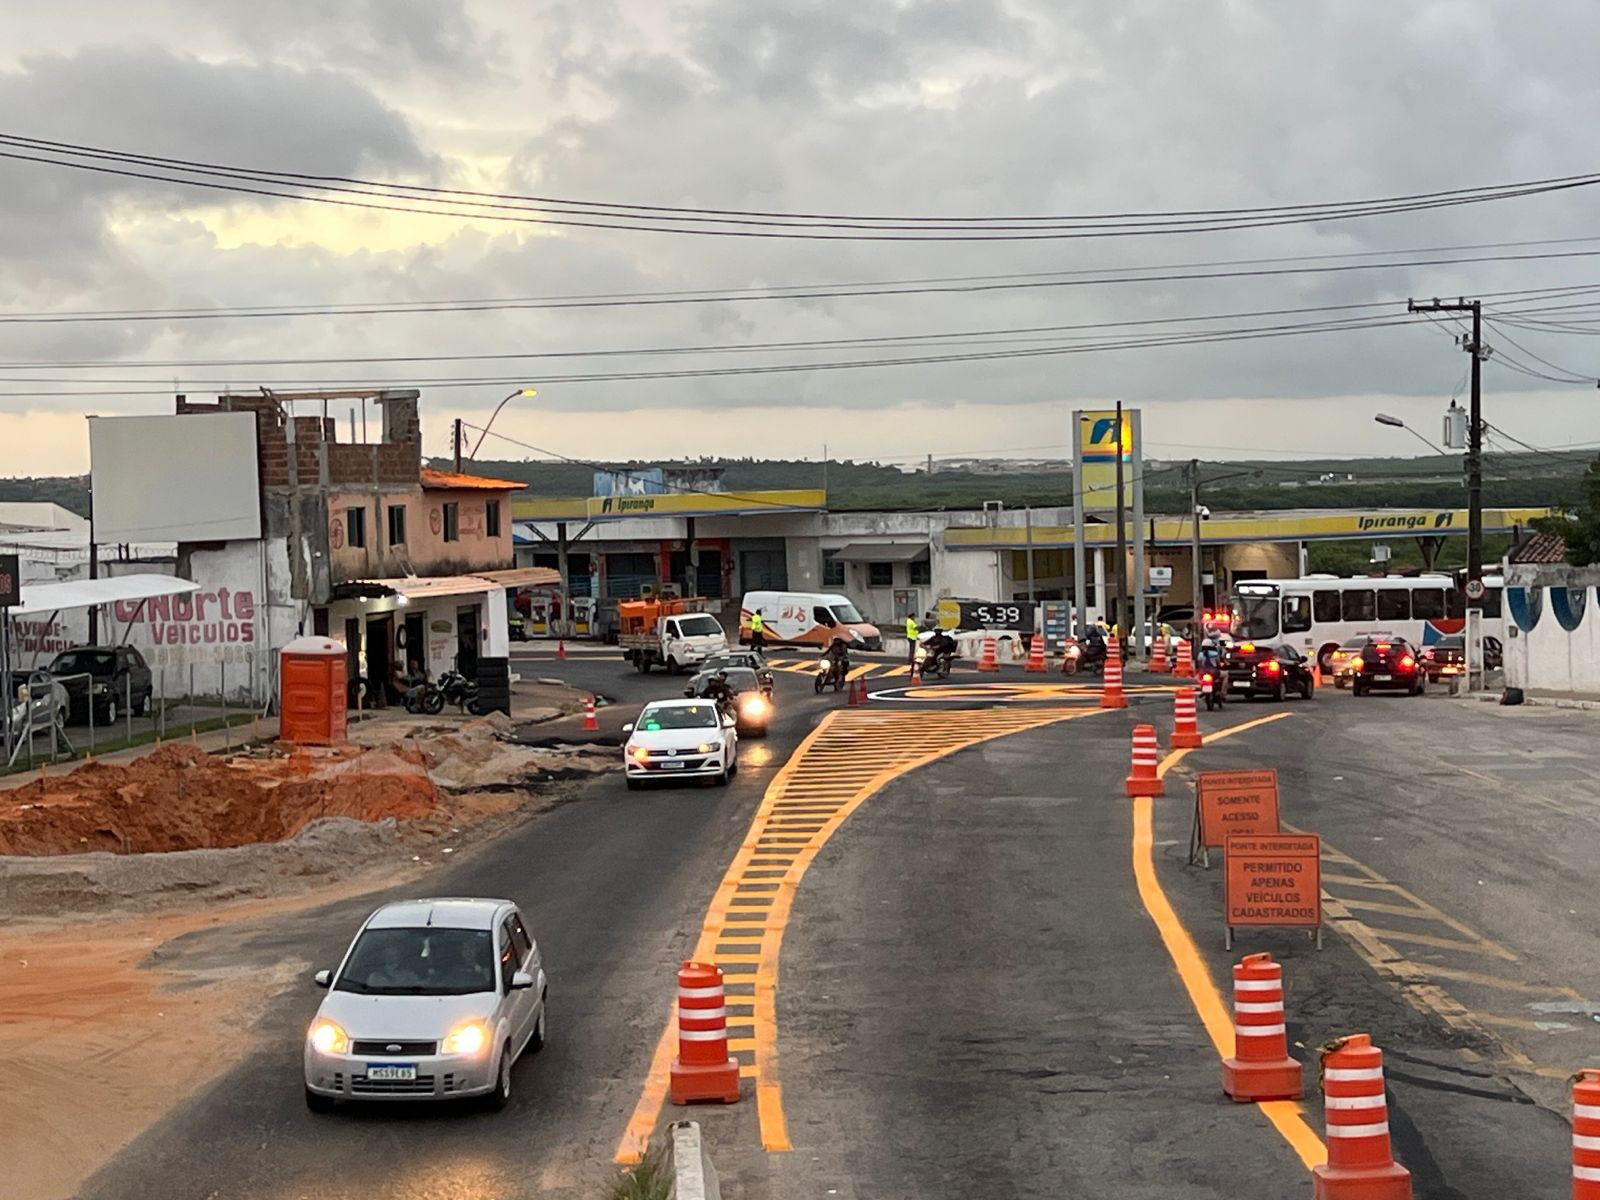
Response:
1224,833,1322,944
1194,769,1280,851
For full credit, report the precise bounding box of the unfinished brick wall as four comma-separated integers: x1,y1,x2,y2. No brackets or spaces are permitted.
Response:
176,394,420,489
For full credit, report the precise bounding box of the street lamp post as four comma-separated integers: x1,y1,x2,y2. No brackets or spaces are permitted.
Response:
468,389,539,461
1373,412,1446,456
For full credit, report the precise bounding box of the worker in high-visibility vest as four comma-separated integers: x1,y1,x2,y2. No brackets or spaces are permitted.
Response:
904,614,920,664
749,609,766,651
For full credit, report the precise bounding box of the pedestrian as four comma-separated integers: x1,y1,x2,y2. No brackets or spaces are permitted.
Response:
904,613,920,665
749,608,766,651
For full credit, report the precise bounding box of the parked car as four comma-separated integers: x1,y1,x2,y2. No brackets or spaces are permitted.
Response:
303,898,547,1111
622,698,738,789
1221,641,1316,701
1349,637,1425,696
9,671,69,733
46,646,154,724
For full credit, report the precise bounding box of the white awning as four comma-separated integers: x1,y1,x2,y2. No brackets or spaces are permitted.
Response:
829,541,931,564
10,573,200,617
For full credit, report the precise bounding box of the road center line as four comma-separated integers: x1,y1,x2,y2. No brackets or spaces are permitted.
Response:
1129,710,1326,1171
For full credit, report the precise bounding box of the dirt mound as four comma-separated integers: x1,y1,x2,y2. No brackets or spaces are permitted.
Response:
0,743,439,857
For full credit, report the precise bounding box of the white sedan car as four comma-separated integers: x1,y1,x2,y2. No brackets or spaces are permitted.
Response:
623,698,738,789
303,898,547,1111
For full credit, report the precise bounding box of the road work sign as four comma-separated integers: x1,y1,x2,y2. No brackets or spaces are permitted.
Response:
1189,769,1280,866
1223,832,1322,950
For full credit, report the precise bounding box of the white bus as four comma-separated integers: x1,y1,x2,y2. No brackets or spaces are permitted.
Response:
1228,574,1505,671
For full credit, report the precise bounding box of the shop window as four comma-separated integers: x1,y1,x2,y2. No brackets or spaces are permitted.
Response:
822,551,845,588
868,562,893,587
443,502,460,543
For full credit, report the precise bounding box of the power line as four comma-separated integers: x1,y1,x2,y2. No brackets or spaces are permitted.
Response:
6,131,1600,240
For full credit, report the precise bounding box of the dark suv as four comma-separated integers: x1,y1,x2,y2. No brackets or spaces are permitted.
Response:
1222,642,1316,701
1349,637,1424,696
47,646,154,724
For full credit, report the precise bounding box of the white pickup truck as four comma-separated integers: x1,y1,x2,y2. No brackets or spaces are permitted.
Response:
619,609,728,674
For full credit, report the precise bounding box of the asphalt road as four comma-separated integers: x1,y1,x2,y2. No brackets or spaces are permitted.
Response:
72,656,1595,1198
74,651,837,1200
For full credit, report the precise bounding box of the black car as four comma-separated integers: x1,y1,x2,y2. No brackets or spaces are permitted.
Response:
1420,635,1465,683
692,651,776,694
46,646,154,723
1349,637,1425,696
1222,642,1316,701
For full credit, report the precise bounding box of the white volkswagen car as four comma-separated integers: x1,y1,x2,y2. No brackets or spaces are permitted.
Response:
623,698,738,790
303,898,547,1111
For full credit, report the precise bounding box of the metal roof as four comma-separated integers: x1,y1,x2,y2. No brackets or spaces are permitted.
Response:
366,898,511,930
10,573,200,617
829,541,930,563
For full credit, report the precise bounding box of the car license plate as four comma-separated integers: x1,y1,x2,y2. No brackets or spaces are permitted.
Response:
660,760,685,770
1373,674,1391,682
1230,680,1250,690
365,1064,416,1081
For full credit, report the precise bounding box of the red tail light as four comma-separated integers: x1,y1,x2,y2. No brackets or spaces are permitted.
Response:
1201,672,1215,684
1261,660,1281,674
1399,655,1415,670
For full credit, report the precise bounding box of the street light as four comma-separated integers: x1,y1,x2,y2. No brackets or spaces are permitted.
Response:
468,388,538,460
1373,412,1445,455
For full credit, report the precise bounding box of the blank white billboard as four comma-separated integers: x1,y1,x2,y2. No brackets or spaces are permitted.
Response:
89,413,261,542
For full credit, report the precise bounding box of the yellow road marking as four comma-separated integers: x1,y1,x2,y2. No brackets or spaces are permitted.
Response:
614,704,1109,1163
1390,962,1582,998
1131,710,1325,1171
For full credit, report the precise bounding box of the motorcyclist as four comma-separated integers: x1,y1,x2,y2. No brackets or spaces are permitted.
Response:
824,636,851,686
924,628,957,672
700,669,737,718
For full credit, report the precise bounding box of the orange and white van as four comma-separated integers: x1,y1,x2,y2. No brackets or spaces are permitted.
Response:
738,591,882,651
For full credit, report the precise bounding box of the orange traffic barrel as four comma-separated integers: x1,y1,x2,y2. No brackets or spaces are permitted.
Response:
1574,1070,1600,1199
1313,1034,1412,1199
1124,723,1164,797
669,961,741,1105
1024,632,1048,673
1150,635,1170,674
1172,637,1195,678
1100,634,1128,709
1172,687,1203,749
976,635,1000,672
1221,953,1303,1101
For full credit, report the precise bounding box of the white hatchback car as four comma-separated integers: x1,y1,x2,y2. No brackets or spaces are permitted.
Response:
623,698,738,790
303,898,547,1111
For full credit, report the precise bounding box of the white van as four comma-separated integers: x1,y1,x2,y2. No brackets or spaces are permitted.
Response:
739,591,883,651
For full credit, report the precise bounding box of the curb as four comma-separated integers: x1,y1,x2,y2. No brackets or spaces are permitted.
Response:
668,1120,719,1200
1458,690,1600,712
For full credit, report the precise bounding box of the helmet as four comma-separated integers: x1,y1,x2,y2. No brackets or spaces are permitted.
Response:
716,670,728,680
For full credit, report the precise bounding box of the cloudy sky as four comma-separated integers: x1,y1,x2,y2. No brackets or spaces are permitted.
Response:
3,0,1600,477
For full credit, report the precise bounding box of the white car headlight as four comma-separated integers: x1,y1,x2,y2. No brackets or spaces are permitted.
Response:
442,1019,490,1056
696,741,722,753
308,1018,349,1054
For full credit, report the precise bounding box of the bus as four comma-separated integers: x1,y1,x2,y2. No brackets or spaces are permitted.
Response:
1228,574,1505,671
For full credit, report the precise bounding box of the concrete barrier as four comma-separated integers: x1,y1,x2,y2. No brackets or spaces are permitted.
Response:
667,1120,720,1200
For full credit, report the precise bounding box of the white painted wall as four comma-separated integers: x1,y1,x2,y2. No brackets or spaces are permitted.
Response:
1503,565,1600,696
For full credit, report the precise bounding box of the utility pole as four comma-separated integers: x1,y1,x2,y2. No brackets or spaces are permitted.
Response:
1113,400,1129,638
452,418,463,474
1408,296,1487,686
1188,459,1202,658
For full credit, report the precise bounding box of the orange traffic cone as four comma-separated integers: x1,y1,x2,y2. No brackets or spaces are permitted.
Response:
1172,637,1194,678
1025,632,1048,673
1312,657,1324,690
1313,1034,1412,1200
1124,723,1164,797
1221,953,1303,1102
977,635,1000,672
1573,1071,1600,1199
1150,636,1170,674
1172,687,1203,749
1100,634,1128,709
557,639,567,661
582,695,599,732
858,674,870,704
669,961,741,1105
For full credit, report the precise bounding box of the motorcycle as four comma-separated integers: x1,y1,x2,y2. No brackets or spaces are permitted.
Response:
814,654,848,693
1198,664,1228,711
403,678,446,715
1060,636,1108,677
436,670,483,715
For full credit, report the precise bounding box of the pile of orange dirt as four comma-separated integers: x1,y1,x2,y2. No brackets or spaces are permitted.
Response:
0,743,441,857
